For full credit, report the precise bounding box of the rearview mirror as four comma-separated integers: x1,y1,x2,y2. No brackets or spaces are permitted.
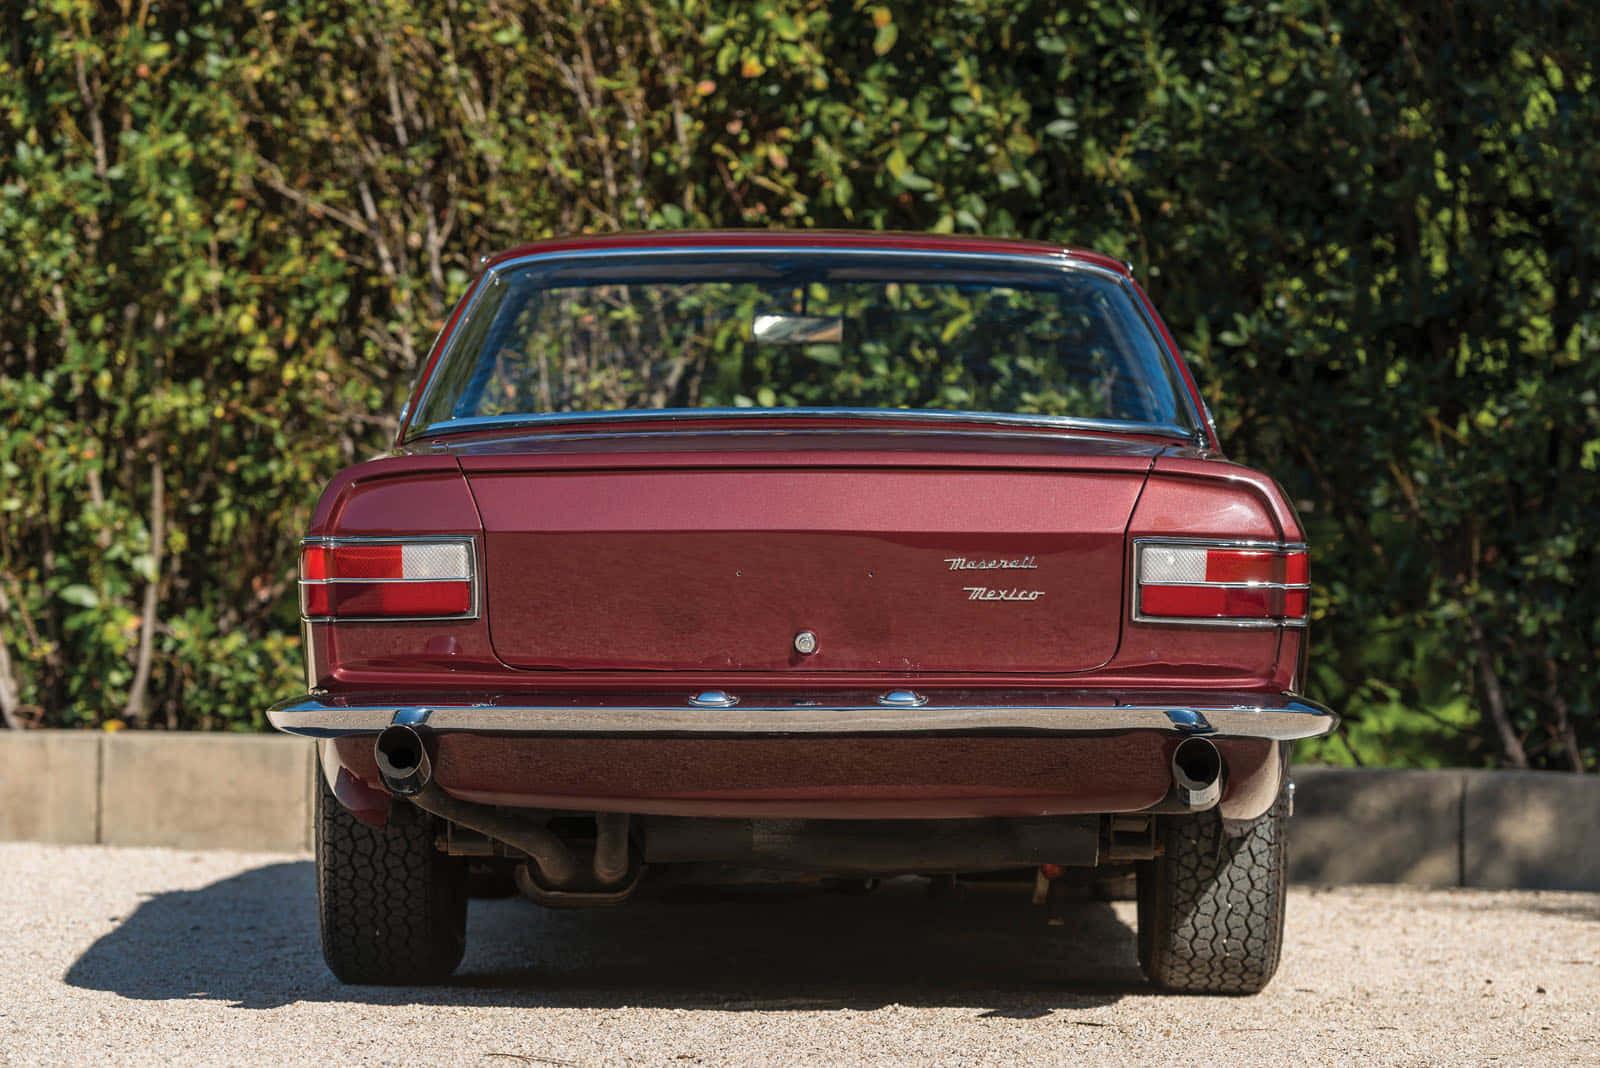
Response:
751,313,844,345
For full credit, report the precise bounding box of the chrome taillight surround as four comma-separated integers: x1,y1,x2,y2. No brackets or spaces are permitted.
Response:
299,535,480,622
1131,537,1309,628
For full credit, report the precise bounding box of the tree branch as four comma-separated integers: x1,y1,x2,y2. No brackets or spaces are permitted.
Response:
251,162,370,235
121,458,165,727
1469,618,1528,769
1544,654,1584,774
72,50,108,181
0,587,23,730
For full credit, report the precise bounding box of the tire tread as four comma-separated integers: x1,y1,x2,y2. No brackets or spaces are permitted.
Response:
1137,795,1287,995
315,761,467,984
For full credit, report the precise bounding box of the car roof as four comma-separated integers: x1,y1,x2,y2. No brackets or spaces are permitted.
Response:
479,230,1133,278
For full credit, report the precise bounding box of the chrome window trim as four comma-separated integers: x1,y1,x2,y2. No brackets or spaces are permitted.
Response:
403,245,1204,444
1130,537,1310,629
299,535,481,623
414,407,1196,441
421,423,1180,453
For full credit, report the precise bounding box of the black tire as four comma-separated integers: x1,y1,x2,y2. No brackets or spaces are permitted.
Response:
315,757,468,984
1136,794,1288,994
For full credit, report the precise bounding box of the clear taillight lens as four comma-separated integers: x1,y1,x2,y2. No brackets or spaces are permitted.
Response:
300,538,476,620
1134,541,1308,626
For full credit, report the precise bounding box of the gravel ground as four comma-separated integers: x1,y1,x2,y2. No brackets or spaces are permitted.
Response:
0,843,1595,1067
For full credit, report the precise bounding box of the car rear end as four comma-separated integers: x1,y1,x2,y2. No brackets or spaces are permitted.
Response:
271,233,1334,992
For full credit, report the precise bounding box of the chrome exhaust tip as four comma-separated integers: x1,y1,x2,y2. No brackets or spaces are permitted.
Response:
1171,736,1223,811
374,724,432,796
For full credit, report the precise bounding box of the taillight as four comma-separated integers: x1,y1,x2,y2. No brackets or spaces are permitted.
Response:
300,538,477,620
1133,540,1308,627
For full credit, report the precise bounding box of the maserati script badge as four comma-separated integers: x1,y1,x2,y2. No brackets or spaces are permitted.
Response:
944,555,1038,571
946,556,1043,601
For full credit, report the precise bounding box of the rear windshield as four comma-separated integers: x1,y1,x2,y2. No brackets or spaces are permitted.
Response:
411,251,1195,435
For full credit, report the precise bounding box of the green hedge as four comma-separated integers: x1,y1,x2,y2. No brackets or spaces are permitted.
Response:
1,1,1595,768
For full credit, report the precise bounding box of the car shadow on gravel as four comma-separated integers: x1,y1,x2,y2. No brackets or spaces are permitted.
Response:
63,861,1140,1011
1424,893,1600,922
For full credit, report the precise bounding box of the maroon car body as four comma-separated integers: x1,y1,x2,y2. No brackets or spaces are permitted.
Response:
269,231,1335,992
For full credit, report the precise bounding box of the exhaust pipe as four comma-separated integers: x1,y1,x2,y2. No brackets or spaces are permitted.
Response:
372,726,582,889
1171,736,1224,811
592,812,631,886
374,724,432,796
509,811,638,907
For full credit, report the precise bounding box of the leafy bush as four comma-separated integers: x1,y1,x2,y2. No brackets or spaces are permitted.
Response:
0,0,1594,768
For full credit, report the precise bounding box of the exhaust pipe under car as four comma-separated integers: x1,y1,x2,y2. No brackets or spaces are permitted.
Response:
374,724,581,888
1171,736,1224,811
373,725,630,893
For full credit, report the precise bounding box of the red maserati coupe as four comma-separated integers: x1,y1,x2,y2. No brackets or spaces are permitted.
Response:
268,231,1335,993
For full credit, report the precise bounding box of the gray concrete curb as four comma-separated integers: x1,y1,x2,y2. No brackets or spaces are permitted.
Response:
0,730,312,853
1284,767,1600,891
1,732,1595,890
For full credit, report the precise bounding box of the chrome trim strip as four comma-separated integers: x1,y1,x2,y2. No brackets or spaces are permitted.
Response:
1163,708,1214,733
300,618,317,692
1133,616,1309,630
425,424,1174,453
1130,537,1311,629
404,245,1202,444
414,408,1194,442
1133,537,1309,551
266,692,1338,742
298,536,481,623
301,535,483,546
300,576,478,586
1139,581,1312,590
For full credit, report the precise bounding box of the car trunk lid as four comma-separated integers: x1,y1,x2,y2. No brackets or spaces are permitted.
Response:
455,428,1155,675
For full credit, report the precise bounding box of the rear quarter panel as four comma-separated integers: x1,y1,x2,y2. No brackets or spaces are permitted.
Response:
1104,454,1307,693
303,457,497,690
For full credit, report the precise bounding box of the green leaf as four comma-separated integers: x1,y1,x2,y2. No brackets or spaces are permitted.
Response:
873,22,898,57
59,585,100,609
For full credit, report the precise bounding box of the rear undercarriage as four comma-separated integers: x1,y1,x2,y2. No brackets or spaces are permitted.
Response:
309,731,1298,993
281,687,1325,992
351,722,1270,891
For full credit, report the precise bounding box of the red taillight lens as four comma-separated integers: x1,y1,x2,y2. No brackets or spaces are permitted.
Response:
300,539,475,620
1135,542,1308,625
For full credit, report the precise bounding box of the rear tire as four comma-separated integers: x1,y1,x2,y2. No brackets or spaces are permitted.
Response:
315,756,468,984
1136,794,1288,994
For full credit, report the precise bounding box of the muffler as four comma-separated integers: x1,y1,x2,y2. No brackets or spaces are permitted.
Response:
513,812,641,907
372,725,583,889
1171,736,1224,811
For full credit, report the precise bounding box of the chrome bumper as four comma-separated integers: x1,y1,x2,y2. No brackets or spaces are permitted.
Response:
266,690,1337,742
